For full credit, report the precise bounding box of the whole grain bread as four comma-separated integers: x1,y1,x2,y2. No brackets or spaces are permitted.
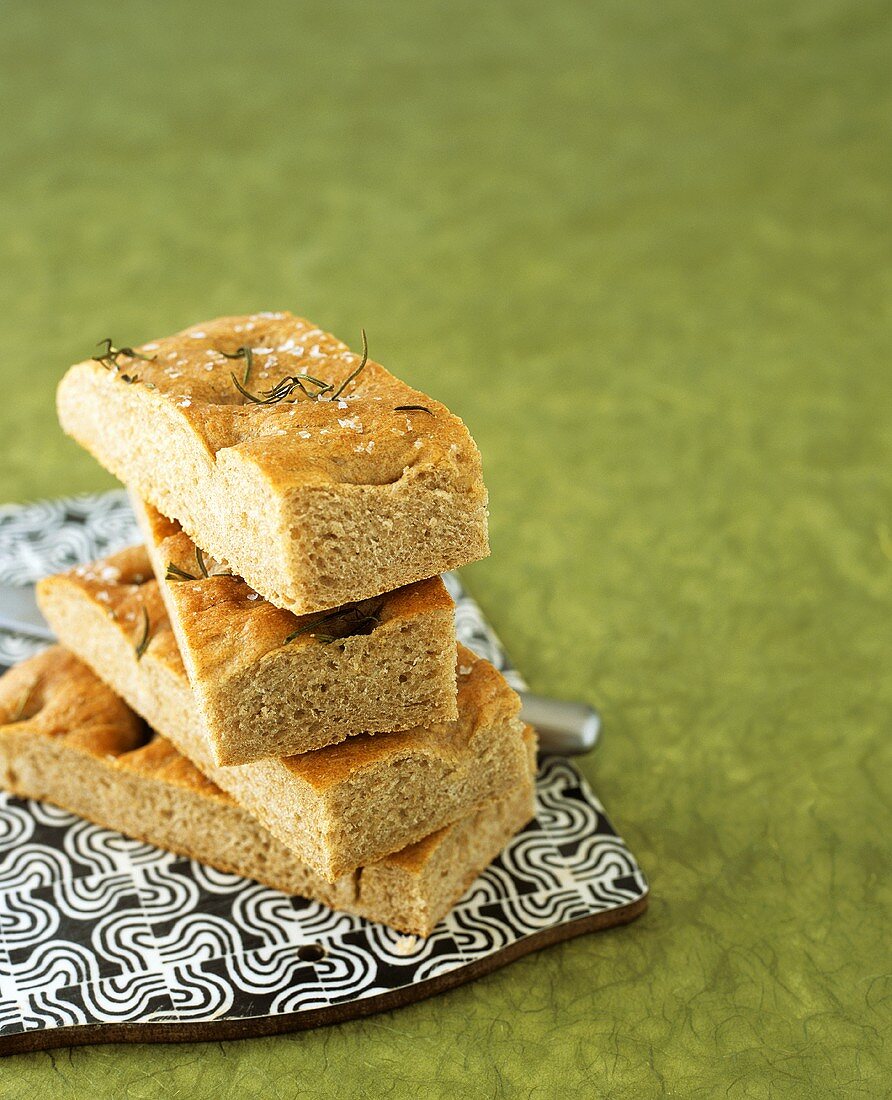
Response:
57,313,489,614
0,648,535,936
129,501,457,764
38,555,532,881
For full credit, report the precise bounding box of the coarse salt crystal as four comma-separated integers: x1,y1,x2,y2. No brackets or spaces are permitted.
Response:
298,430,311,439
337,400,348,409
413,438,423,449
190,331,206,338
247,593,261,601
338,417,362,432
178,398,192,408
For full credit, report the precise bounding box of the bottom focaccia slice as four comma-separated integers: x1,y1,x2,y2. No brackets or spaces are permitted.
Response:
0,648,535,937
37,546,532,882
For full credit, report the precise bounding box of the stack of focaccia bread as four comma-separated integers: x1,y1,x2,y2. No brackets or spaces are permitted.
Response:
0,313,536,935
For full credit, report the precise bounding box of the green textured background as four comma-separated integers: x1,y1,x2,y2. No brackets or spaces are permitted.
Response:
1,0,890,1095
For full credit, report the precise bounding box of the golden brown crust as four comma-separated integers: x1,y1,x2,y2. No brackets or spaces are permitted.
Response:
0,646,145,758
57,313,490,614
68,314,471,489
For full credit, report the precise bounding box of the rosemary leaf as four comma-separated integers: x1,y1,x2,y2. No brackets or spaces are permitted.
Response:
134,608,151,661
220,346,255,384
283,606,349,645
394,405,433,414
331,329,368,399
165,563,196,581
231,372,333,406
94,339,155,370
227,329,368,405
283,598,383,646
10,680,38,722
195,547,209,578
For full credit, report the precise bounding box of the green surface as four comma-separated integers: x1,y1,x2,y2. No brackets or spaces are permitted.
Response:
1,0,890,1095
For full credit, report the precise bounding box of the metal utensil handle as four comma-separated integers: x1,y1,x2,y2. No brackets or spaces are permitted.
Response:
517,692,601,755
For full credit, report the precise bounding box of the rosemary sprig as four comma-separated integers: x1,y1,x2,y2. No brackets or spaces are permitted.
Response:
220,346,255,384
283,599,384,646
165,562,196,581
229,329,369,405
134,608,151,661
230,372,333,406
10,680,39,722
331,328,368,399
165,555,231,581
94,339,155,370
395,405,433,414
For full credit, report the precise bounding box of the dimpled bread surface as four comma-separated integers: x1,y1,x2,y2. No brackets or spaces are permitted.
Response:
57,312,489,615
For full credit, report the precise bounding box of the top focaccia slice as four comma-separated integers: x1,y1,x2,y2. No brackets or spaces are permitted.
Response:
57,312,489,614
